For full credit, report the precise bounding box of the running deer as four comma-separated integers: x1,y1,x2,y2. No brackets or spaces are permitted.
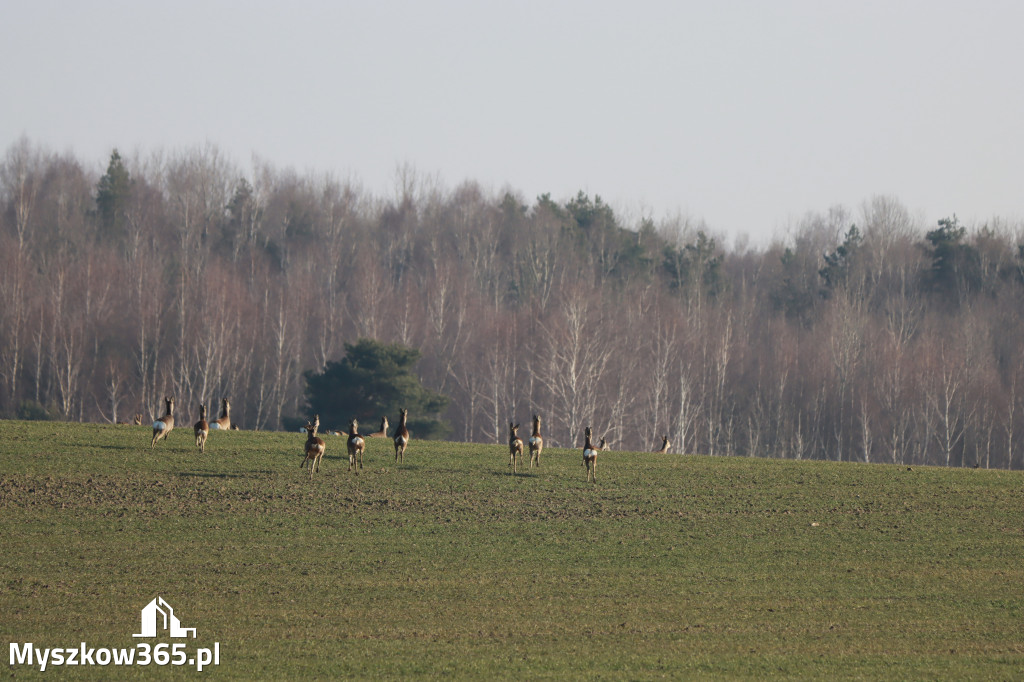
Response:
599,437,610,451
655,435,671,454
583,426,598,482
210,398,232,430
366,415,390,438
151,396,175,448
393,408,409,463
300,415,326,479
528,414,543,468
194,404,209,453
508,422,523,474
347,418,365,472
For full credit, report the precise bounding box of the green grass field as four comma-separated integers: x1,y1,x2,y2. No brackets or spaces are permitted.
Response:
2,419,1023,679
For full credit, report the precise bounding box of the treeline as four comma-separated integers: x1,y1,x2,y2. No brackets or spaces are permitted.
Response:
2,137,1024,469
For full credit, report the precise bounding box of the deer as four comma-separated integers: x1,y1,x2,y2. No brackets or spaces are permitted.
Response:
599,437,610,451
393,408,409,463
583,426,598,482
528,414,543,468
300,415,326,479
194,403,209,453
210,398,232,430
365,415,390,438
508,422,523,474
655,435,671,454
347,418,365,472
151,396,175,448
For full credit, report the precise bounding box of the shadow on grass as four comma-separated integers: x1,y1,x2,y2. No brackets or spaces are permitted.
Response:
175,471,275,479
94,443,145,451
489,470,540,478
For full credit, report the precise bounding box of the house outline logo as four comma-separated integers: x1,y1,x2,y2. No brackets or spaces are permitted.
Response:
133,596,197,638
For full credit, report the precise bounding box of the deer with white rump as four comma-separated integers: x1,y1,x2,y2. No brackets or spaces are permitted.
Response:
583,426,598,482
151,396,175,448
347,418,365,472
210,398,232,431
393,408,409,463
194,403,209,453
528,414,543,468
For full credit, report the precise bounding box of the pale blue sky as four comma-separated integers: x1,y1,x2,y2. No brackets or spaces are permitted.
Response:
2,0,1022,244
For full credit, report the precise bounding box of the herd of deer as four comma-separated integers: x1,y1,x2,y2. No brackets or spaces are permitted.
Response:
145,396,673,482
147,397,237,450
506,416,670,483
299,408,410,479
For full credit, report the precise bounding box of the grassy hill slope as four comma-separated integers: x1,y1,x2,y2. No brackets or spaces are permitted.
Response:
1,419,1023,679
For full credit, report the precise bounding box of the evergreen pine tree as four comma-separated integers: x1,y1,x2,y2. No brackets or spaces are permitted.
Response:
303,339,450,439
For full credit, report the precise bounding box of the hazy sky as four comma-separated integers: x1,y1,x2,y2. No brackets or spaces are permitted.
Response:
3,0,1022,244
